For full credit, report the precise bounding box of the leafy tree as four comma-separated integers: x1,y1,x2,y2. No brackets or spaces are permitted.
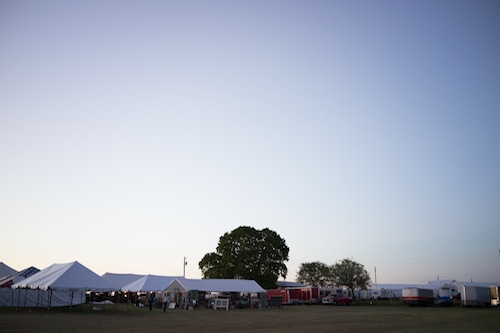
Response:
296,261,331,287
198,226,289,289
331,258,370,298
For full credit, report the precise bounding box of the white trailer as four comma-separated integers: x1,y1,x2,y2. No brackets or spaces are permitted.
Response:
402,288,434,306
461,285,491,307
357,289,371,300
490,286,499,307
357,288,399,300
435,285,455,306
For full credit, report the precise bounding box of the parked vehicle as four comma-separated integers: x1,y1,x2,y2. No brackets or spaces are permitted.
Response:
402,288,434,306
322,289,352,305
297,287,320,304
461,285,491,307
266,287,320,305
435,285,454,306
358,288,398,300
267,289,292,305
490,286,499,307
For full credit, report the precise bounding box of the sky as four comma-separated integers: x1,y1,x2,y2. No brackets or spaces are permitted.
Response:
1,0,499,285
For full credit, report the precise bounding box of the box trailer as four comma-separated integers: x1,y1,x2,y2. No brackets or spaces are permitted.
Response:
490,286,500,307
266,289,291,305
461,285,491,307
402,288,434,306
266,287,319,305
297,287,320,304
265,288,301,305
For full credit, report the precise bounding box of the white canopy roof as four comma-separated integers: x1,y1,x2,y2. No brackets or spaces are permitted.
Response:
0,266,39,288
0,262,17,279
165,278,266,294
456,281,500,288
12,261,116,292
101,273,145,290
121,274,184,292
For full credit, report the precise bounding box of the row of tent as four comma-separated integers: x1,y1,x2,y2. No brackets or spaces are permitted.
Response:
0,266,40,288
0,261,266,308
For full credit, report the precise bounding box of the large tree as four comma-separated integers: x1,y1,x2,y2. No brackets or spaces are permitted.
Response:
198,226,289,289
331,258,370,298
296,261,331,287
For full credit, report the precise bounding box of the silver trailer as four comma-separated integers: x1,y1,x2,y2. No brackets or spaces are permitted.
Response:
461,285,491,307
402,288,434,306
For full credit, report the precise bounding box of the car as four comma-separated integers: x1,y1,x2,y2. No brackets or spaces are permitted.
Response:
322,294,352,306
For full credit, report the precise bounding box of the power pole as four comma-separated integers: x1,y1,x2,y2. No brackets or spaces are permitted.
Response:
183,257,187,277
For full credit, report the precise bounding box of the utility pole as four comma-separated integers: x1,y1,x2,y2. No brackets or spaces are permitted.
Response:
374,266,377,288
183,257,187,277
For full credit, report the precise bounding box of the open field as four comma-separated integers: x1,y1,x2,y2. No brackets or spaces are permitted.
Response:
1,303,499,333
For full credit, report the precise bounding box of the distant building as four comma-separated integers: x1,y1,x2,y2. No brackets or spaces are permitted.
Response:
275,281,306,289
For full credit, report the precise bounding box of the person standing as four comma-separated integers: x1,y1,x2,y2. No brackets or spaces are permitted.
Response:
163,293,170,312
147,292,155,311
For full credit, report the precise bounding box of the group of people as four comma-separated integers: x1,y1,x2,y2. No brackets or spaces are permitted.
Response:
146,292,171,312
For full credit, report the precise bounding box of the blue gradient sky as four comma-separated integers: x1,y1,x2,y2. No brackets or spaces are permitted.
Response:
1,0,499,284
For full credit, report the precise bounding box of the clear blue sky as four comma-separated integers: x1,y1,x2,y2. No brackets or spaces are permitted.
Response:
1,0,499,284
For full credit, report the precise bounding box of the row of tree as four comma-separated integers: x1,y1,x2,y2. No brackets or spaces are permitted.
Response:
296,260,370,297
198,226,370,295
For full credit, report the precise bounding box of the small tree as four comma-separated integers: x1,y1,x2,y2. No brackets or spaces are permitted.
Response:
296,262,330,287
331,258,370,298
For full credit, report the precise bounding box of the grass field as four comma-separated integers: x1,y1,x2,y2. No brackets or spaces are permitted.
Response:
1,302,499,333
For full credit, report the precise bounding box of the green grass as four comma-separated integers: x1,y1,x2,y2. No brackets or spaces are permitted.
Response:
0,303,499,332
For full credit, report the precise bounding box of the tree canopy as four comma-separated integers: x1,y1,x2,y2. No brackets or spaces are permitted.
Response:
331,258,370,297
198,226,289,289
296,259,370,297
296,261,331,288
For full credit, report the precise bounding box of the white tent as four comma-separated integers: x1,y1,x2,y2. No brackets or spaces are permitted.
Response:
6,261,116,308
0,288,84,307
101,273,145,290
0,262,17,279
165,278,266,294
12,261,116,292
0,266,39,288
121,274,184,292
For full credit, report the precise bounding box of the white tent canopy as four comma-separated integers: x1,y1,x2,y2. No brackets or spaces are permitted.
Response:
12,261,116,292
101,273,145,291
0,266,39,288
0,262,17,279
165,278,266,294
120,274,184,292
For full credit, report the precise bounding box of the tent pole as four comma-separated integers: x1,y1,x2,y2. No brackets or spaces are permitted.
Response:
70,291,73,311
48,289,52,310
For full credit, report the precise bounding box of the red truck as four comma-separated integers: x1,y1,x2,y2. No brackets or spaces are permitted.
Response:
321,289,352,305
